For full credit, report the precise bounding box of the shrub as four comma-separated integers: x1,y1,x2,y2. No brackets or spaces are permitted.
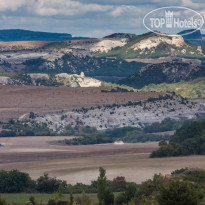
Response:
157,181,200,205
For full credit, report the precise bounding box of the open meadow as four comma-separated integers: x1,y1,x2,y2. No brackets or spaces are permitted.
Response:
1,193,99,204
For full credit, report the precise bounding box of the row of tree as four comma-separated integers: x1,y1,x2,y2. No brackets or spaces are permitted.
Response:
1,167,205,205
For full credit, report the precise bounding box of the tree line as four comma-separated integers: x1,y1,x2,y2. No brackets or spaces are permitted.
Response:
0,167,205,205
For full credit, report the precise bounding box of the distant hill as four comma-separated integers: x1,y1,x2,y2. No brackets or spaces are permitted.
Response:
119,61,205,89
0,29,89,41
178,29,202,40
96,32,205,59
104,33,137,39
140,77,205,99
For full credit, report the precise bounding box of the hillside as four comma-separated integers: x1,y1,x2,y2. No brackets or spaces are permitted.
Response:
118,61,205,89
140,77,205,99
33,93,205,131
0,72,102,87
0,29,89,41
104,33,137,39
151,121,205,157
0,52,145,80
96,32,205,59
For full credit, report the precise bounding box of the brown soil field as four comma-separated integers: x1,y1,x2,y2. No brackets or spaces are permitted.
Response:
0,86,164,121
1,137,205,184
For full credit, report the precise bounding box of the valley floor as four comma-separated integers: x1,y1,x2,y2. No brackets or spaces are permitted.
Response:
0,136,205,184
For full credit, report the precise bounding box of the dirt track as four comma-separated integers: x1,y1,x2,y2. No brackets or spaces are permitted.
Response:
1,137,205,184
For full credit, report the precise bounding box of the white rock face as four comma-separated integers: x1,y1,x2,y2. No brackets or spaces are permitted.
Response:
131,36,185,51
34,95,205,131
55,73,102,87
28,73,50,85
0,76,13,85
29,73,50,80
90,39,127,53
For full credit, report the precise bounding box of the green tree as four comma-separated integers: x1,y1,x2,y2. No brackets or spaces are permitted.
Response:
104,189,114,205
57,185,64,198
97,167,107,205
97,167,114,205
157,181,200,205
28,196,37,205
36,173,67,193
70,192,74,205
0,170,34,193
125,184,137,202
115,193,126,205
29,112,36,119
75,191,91,205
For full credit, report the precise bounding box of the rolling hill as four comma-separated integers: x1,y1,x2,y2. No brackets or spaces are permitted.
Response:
118,61,205,89
96,32,205,59
0,29,89,41
140,77,205,99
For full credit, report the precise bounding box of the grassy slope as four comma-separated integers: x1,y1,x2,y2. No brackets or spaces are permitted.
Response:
140,77,205,99
104,77,205,99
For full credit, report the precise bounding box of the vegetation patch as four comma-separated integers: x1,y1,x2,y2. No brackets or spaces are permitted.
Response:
151,121,205,157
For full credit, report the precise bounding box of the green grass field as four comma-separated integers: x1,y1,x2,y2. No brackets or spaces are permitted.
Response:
140,77,205,99
0,193,98,204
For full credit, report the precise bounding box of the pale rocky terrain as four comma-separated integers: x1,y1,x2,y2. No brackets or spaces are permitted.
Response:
0,34,204,74
0,76,13,85
126,35,204,57
34,94,205,131
89,38,127,53
0,72,102,87
131,36,185,51
0,38,128,72
55,72,102,87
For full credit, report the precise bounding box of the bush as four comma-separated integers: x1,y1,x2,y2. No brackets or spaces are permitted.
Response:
151,121,205,157
0,196,7,205
36,174,67,193
0,170,35,193
157,181,200,205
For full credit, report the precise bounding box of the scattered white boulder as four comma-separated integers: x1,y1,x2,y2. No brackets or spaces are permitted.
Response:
29,73,50,81
0,76,13,85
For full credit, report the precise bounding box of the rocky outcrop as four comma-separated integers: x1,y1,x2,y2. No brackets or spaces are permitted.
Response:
0,73,102,87
131,36,185,51
90,39,127,53
55,72,102,87
0,76,13,85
